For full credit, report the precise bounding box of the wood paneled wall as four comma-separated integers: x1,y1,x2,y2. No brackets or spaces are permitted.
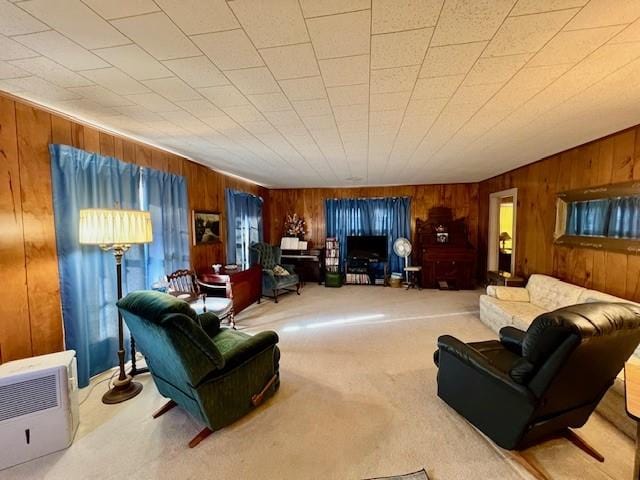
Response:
0,92,265,363
266,184,479,249
478,126,640,301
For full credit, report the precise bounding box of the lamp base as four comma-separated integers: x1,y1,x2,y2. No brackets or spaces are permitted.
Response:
102,375,143,404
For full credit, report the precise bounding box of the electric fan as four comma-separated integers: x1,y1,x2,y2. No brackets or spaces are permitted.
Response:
393,237,412,283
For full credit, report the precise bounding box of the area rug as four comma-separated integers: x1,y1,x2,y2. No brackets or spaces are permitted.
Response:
365,469,429,480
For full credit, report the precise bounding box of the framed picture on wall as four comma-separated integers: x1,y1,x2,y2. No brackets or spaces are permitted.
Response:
192,211,221,245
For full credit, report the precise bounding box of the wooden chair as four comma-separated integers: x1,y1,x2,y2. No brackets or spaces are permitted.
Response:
166,269,235,328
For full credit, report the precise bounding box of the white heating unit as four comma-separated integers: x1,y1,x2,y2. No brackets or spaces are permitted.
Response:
0,350,79,470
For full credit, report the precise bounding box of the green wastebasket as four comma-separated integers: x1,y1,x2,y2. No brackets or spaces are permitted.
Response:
324,271,343,287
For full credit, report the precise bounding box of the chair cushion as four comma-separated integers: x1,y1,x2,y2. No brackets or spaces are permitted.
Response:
191,297,233,317
275,273,299,288
468,340,521,375
117,290,197,323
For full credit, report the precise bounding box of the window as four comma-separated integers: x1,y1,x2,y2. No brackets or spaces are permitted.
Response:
555,180,640,252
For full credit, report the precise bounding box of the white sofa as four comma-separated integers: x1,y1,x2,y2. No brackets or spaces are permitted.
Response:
479,273,639,438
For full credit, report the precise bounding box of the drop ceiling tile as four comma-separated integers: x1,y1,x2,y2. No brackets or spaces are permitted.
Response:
431,0,514,46
333,103,368,122
327,84,369,106
80,67,148,94
293,98,332,117
405,96,447,116
243,120,278,135
162,56,229,89
58,98,120,117
228,0,308,48
13,31,109,70
143,77,201,101
372,0,442,34
484,9,578,57
193,29,263,71
0,60,28,79
264,47,322,83
465,54,530,86
319,55,369,87
370,65,419,93
114,105,162,122
0,0,47,36
263,109,303,127
279,76,326,100
112,12,200,60
19,0,129,49
371,28,433,70
223,104,264,123
299,0,370,18
10,57,93,87
199,85,250,107
370,91,411,111
226,67,279,95
154,0,238,34
370,109,404,126
413,75,464,99
450,82,502,106
567,0,640,30
420,42,486,78
0,34,37,60
510,0,587,16
83,0,159,19
93,45,172,80
529,25,624,66
247,92,291,112
611,18,640,44
125,92,179,112
70,85,134,107
307,10,371,59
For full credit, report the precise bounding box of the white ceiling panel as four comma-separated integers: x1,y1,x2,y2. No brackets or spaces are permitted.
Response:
372,0,443,34
0,0,47,36
431,0,515,46
93,45,172,80
229,0,308,49
371,28,433,69
112,13,200,60
2,1,640,187
154,0,238,34
14,31,108,70
20,0,129,49
260,43,319,79
306,10,371,59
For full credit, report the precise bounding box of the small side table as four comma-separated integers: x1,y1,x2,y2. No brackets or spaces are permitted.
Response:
404,266,422,290
487,270,525,287
624,362,640,479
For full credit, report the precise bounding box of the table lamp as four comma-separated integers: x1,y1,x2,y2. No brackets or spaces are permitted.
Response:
79,208,153,404
499,231,512,251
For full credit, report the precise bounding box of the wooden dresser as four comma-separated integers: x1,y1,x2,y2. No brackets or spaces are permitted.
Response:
415,207,476,290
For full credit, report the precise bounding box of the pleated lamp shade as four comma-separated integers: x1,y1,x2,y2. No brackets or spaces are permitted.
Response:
79,208,153,245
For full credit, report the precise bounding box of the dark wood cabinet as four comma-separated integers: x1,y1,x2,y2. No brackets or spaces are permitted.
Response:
416,207,476,290
198,265,262,314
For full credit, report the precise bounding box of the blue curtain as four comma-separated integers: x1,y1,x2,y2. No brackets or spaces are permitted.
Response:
566,196,640,239
325,197,411,273
225,189,263,268
50,144,142,387
142,168,190,287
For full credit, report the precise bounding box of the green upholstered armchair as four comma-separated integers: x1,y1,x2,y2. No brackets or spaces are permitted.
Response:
250,242,301,303
117,290,280,447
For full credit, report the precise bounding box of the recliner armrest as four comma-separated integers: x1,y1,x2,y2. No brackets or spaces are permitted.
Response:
499,326,526,355
437,335,531,396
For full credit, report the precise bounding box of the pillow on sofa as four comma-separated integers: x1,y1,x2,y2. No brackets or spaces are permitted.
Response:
273,265,290,276
494,286,530,302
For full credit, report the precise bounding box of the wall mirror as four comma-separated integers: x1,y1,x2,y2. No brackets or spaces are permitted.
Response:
554,180,640,253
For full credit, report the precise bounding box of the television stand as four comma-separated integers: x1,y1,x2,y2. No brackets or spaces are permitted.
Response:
345,257,388,286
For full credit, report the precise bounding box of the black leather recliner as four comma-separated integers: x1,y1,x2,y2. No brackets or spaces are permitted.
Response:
434,302,640,450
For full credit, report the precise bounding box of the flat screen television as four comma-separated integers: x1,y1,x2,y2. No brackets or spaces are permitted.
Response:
346,235,388,261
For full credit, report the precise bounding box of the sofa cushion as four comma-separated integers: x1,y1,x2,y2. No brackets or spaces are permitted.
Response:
494,286,530,302
526,274,585,311
480,295,546,332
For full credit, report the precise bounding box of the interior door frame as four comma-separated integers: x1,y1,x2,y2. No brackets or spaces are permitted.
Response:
488,188,518,274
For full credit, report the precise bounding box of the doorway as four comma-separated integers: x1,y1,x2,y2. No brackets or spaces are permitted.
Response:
488,188,517,275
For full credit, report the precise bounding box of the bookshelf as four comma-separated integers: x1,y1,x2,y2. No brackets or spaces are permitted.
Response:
324,237,340,273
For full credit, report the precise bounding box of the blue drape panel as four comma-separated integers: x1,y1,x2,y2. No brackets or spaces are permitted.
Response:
225,189,264,268
142,168,190,286
566,196,640,239
50,144,141,387
325,197,411,273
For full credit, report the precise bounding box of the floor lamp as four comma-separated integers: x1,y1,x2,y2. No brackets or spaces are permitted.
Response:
79,208,153,404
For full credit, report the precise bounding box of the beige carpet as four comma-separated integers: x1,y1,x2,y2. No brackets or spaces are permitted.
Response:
1,285,634,480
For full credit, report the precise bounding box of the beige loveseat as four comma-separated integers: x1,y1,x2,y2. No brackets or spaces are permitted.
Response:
479,273,639,437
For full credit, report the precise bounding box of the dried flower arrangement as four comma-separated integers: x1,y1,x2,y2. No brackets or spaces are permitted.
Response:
284,213,306,238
